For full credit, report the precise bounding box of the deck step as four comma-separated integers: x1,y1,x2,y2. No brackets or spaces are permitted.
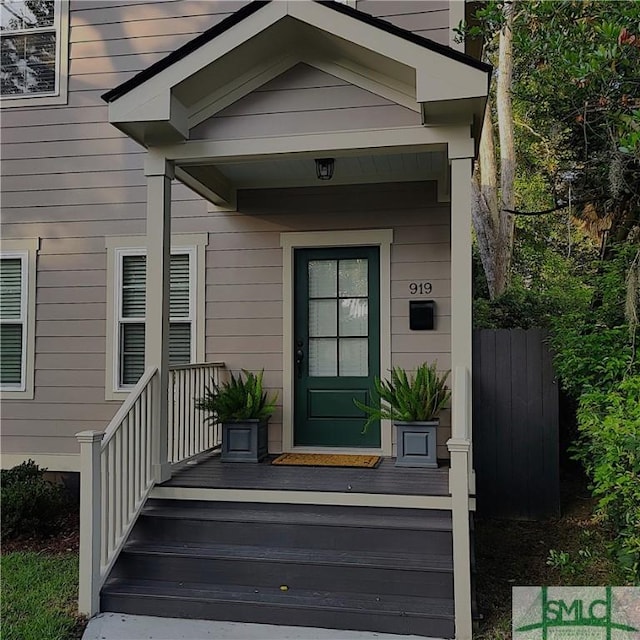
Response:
104,499,455,637
134,501,453,555
142,500,453,529
101,578,455,638
112,542,454,599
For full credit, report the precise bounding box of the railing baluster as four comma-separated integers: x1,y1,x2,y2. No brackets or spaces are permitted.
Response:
190,368,196,457
128,411,135,516
115,428,122,545
108,439,116,558
133,396,139,504
176,370,182,462
101,448,108,568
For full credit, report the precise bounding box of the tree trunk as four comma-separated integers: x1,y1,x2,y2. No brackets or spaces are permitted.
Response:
471,1,516,300
472,98,499,297
495,0,516,297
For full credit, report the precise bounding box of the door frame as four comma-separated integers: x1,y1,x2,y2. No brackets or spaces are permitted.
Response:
280,229,393,455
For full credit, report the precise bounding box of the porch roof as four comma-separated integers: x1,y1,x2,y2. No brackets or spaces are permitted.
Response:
101,0,491,149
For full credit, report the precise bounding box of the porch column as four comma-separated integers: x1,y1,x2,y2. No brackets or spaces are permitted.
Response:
450,157,473,432
144,154,174,483
449,156,473,640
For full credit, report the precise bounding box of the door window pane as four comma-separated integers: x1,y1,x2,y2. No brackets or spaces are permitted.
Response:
339,259,367,297
339,298,368,336
308,260,336,298
309,338,337,377
339,338,368,376
309,299,336,337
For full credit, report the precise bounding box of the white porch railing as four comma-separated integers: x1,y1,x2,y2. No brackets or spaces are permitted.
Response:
76,361,226,616
168,361,226,464
76,366,158,616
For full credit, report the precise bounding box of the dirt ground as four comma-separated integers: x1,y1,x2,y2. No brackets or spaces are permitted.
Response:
474,465,618,639
1,511,80,555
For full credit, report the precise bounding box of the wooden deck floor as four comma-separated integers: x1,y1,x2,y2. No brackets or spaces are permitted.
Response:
160,450,450,496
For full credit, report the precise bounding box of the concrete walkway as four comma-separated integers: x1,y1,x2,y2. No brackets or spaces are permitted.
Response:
82,613,439,640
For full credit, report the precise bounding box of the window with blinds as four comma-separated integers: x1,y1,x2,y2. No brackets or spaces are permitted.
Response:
0,256,25,388
118,251,193,388
0,0,59,97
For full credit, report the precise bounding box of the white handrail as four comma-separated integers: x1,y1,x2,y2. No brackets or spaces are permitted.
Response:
101,366,157,448
168,361,225,464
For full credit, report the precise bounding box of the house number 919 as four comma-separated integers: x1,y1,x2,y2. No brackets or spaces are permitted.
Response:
409,282,432,295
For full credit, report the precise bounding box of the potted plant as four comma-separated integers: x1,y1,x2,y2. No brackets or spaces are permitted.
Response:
196,370,277,463
356,362,450,468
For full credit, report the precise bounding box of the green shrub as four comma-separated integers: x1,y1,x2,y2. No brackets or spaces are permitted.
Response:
1,461,70,541
574,376,640,583
1,458,48,486
550,321,635,397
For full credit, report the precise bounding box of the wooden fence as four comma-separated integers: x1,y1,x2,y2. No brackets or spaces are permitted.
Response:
472,328,560,520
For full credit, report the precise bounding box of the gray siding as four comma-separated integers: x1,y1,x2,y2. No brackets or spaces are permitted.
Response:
1,0,454,464
190,64,421,141
1,0,240,460
357,0,450,44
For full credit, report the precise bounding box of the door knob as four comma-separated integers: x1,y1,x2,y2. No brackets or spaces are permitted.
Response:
295,341,305,378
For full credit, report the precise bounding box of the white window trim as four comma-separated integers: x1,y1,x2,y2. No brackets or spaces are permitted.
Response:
0,237,39,399
0,0,70,107
280,229,393,456
105,234,207,401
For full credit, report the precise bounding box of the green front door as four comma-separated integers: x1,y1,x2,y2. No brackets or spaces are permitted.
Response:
294,246,380,447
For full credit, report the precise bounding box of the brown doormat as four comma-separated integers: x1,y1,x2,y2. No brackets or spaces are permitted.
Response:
271,453,381,468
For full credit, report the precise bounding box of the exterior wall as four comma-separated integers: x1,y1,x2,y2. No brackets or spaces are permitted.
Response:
1,0,243,463
191,64,420,141
0,0,454,468
357,0,450,44
212,181,452,457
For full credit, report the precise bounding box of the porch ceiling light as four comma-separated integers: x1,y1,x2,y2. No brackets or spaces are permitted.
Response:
315,158,335,181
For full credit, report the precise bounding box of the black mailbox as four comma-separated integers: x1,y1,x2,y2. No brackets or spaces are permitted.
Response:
409,300,435,330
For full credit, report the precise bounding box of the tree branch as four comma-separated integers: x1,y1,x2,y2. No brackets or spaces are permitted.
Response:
504,202,577,216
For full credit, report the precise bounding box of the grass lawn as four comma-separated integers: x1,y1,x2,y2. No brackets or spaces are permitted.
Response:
1,551,82,640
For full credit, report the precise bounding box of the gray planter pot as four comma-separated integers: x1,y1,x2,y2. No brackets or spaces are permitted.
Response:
221,418,268,463
394,420,438,468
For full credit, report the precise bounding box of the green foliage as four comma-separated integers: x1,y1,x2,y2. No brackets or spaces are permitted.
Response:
546,548,595,582
465,0,640,242
0,461,71,541
574,377,640,582
196,370,277,422
355,362,450,431
550,244,639,397
551,323,634,397
1,551,79,640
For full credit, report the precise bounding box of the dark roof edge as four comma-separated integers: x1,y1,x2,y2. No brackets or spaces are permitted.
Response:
102,0,491,105
317,1,491,74
102,1,271,103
